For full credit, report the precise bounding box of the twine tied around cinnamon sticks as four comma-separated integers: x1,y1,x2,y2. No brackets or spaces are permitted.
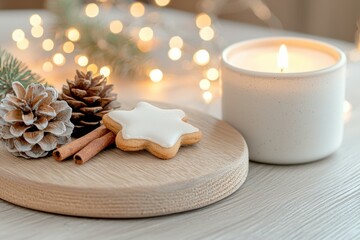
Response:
53,125,116,165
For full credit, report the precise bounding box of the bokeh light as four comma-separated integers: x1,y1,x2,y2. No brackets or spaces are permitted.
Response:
87,64,98,74
169,36,183,48
199,79,211,90
52,53,66,66
42,39,54,51
130,2,145,17
138,27,154,41
85,3,99,18
168,48,182,61
12,29,25,42
31,26,44,38
63,41,75,53
77,55,89,67
196,13,211,29
154,0,171,7
199,26,214,41
206,68,219,80
149,69,163,82
42,61,53,72
16,38,29,50
100,66,111,77
29,14,42,26
137,40,153,52
193,49,210,66
202,91,213,104
66,28,80,42
109,20,123,34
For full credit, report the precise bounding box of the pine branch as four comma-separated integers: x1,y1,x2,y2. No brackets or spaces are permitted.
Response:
0,48,44,99
46,0,147,77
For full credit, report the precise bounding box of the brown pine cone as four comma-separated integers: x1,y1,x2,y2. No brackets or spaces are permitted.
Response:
0,82,74,158
61,70,121,138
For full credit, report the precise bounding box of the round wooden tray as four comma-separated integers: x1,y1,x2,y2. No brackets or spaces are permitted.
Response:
0,102,248,218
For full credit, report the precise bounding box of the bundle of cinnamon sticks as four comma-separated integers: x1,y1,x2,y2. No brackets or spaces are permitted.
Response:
53,125,116,165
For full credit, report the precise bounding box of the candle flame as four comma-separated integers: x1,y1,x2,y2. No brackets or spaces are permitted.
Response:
277,44,288,72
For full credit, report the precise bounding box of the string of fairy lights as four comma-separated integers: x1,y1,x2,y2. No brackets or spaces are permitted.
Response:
9,0,358,110
10,0,220,104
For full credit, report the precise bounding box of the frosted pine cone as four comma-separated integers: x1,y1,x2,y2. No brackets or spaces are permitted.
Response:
0,82,74,158
61,70,120,137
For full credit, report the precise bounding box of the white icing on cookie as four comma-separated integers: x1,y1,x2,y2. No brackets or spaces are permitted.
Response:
108,102,200,148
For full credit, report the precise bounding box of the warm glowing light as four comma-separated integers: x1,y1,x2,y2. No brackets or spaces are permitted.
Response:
63,41,75,53
169,36,183,48
52,53,66,66
138,27,153,41
42,39,54,51
12,29,25,42
149,69,163,82
87,64,98,73
154,0,171,7
109,20,123,34
16,38,29,50
196,13,211,29
130,2,145,17
85,3,99,18
77,55,89,67
206,68,219,81
277,44,288,72
100,66,111,77
199,26,214,41
199,79,211,90
193,49,210,66
29,14,42,26
344,100,352,113
66,28,80,42
168,48,182,61
42,61,53,72
202,91,213,104
31,26,44,38
74,55,80,63
137,40,153,52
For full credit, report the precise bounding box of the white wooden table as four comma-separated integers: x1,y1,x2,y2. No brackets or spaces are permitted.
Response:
1,8,360,240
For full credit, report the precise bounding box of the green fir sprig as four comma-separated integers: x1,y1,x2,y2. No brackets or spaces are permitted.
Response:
0,49,44,99
46,0,146,77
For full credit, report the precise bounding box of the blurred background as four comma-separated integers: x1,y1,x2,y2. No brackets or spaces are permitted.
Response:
1,0,359,42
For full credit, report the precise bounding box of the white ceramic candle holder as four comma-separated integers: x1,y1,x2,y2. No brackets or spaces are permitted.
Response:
221,37,346,164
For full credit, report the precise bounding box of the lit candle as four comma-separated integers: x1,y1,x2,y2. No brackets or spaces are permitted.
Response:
277,44,288,72
229,39,337,73
221,37,346,164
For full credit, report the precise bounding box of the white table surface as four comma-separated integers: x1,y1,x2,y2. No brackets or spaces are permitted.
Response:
1,8,360,240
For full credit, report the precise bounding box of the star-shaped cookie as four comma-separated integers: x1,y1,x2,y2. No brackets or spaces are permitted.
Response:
102,102,202,159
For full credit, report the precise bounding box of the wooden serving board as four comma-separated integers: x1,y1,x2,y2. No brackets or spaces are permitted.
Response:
0,102,248,218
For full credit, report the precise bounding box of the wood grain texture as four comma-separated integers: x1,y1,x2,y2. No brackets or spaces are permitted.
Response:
0,102,249,218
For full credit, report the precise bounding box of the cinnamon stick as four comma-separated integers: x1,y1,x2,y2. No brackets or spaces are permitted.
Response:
74,131,116,165
53,125,110,161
